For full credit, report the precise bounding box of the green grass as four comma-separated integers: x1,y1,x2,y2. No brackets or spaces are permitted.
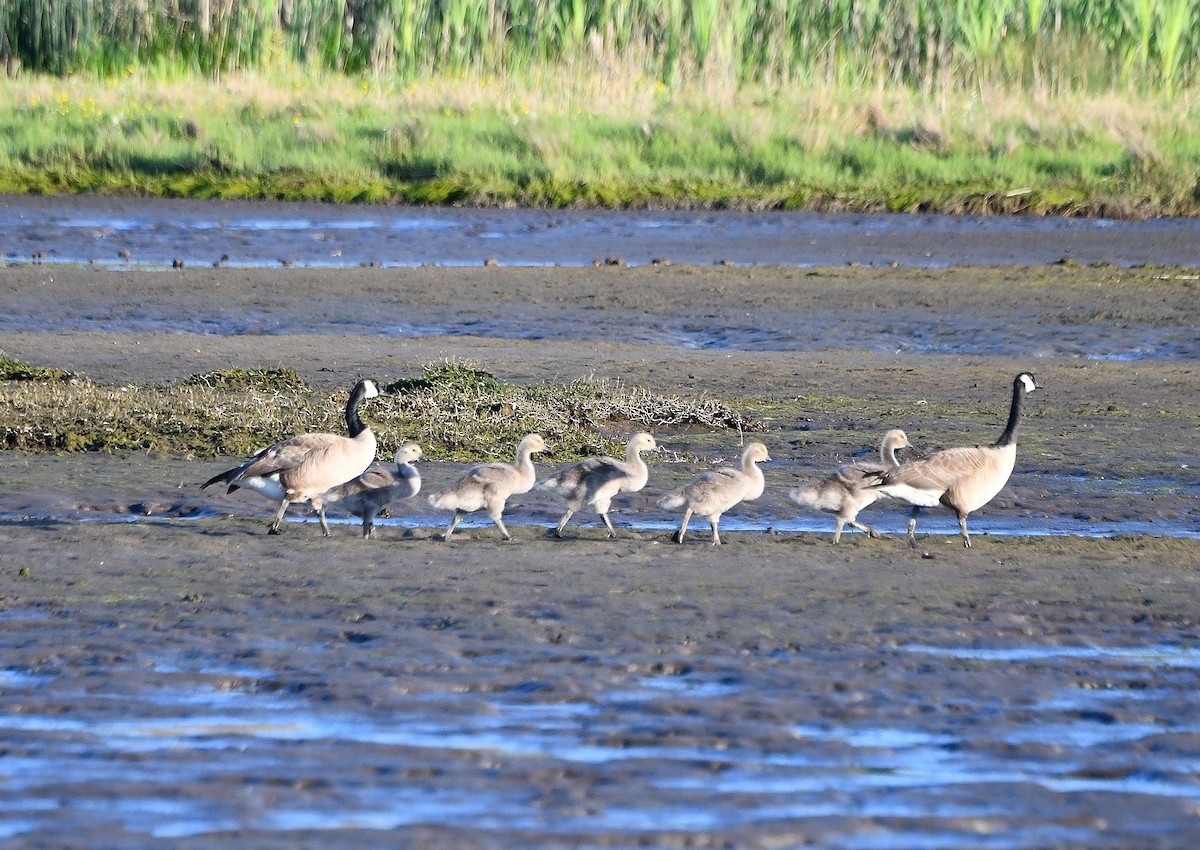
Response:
0,354,75,383
3,72,1200,215
5,1,1200,214
0,359,757,461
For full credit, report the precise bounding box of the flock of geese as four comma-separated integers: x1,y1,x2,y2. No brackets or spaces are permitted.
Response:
202,372,1040,547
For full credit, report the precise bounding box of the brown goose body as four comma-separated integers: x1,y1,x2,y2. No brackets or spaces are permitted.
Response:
869,373,1040,547
201,379,386,535
538,432,657,538
428,433,547,540
789,428,911,542
659,442,770,545
320,442,423,538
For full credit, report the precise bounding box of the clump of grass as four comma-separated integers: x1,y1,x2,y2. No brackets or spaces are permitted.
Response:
0,360,758,460
185,367,308,393
387,360,504,396
0,380,289,455
385,360,759,461
0,353,74,382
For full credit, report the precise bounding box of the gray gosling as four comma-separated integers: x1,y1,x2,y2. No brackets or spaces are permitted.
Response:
866,372,1040,548
320,442,423,539
428,433,548,540
538,432,658,538
201,378,387,536
659,442,770,545
788,428,911,543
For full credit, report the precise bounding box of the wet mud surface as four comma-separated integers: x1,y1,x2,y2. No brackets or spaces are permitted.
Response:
3,522,1200,849
2,262,1199,362
6,194,1200,270
2,213,1200,847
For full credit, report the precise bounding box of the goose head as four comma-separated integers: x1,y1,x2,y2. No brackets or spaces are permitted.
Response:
629,432,658,454
742,442,771,465
517,433,549,456
882,429,911,452
394,442,423,465
351,378,388,401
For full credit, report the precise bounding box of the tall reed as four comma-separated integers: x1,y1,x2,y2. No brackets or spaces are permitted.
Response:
2,0,1198,91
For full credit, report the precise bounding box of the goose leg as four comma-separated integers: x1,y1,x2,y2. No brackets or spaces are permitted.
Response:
443,510,465,540
905,506,921,547
709,514,722,546
488,498,512,540
849,519,883,539
269,499,291,534
673,508,693,544
555,509,574,538
958,512,972,548
315,504,332,537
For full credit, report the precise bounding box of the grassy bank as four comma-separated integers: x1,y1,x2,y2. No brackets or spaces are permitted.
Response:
5,1,1200,215
3,70,1200,215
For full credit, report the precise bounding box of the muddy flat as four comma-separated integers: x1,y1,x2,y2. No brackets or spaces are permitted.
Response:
2,257,1199,848
6,195,1200,269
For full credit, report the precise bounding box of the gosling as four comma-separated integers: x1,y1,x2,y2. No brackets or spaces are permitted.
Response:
659,442,770,545
788,429,911,543
320,442,423,538
538,432,658,538
428,434,547,540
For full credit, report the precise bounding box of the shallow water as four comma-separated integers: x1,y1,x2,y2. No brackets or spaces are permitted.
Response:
5,196,1200,363
6,194,1200,270
3,637,1199,846
7,506,1199,541
2,461,1198,539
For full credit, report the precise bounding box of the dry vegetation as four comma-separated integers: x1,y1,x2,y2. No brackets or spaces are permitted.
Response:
0,358,757,461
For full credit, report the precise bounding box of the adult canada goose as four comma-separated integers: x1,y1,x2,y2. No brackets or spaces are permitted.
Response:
201,378,387,536
428,433,547,540
537,432,658,538
867,372,1040,548
320,442,423,539
659,442,770,545
788,429,911,543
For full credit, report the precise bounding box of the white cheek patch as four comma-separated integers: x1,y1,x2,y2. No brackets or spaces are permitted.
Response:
1020,374,1038,393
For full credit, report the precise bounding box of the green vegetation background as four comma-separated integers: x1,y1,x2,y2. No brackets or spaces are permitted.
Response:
2,0,1200,214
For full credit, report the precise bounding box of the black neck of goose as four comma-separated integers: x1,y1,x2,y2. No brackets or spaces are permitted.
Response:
994,377,1026,447
345,389,368,438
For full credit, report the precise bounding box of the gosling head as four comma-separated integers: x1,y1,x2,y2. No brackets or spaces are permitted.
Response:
394,442,423,464
743,442,771,464
519,433,549,454
630,432,657,453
